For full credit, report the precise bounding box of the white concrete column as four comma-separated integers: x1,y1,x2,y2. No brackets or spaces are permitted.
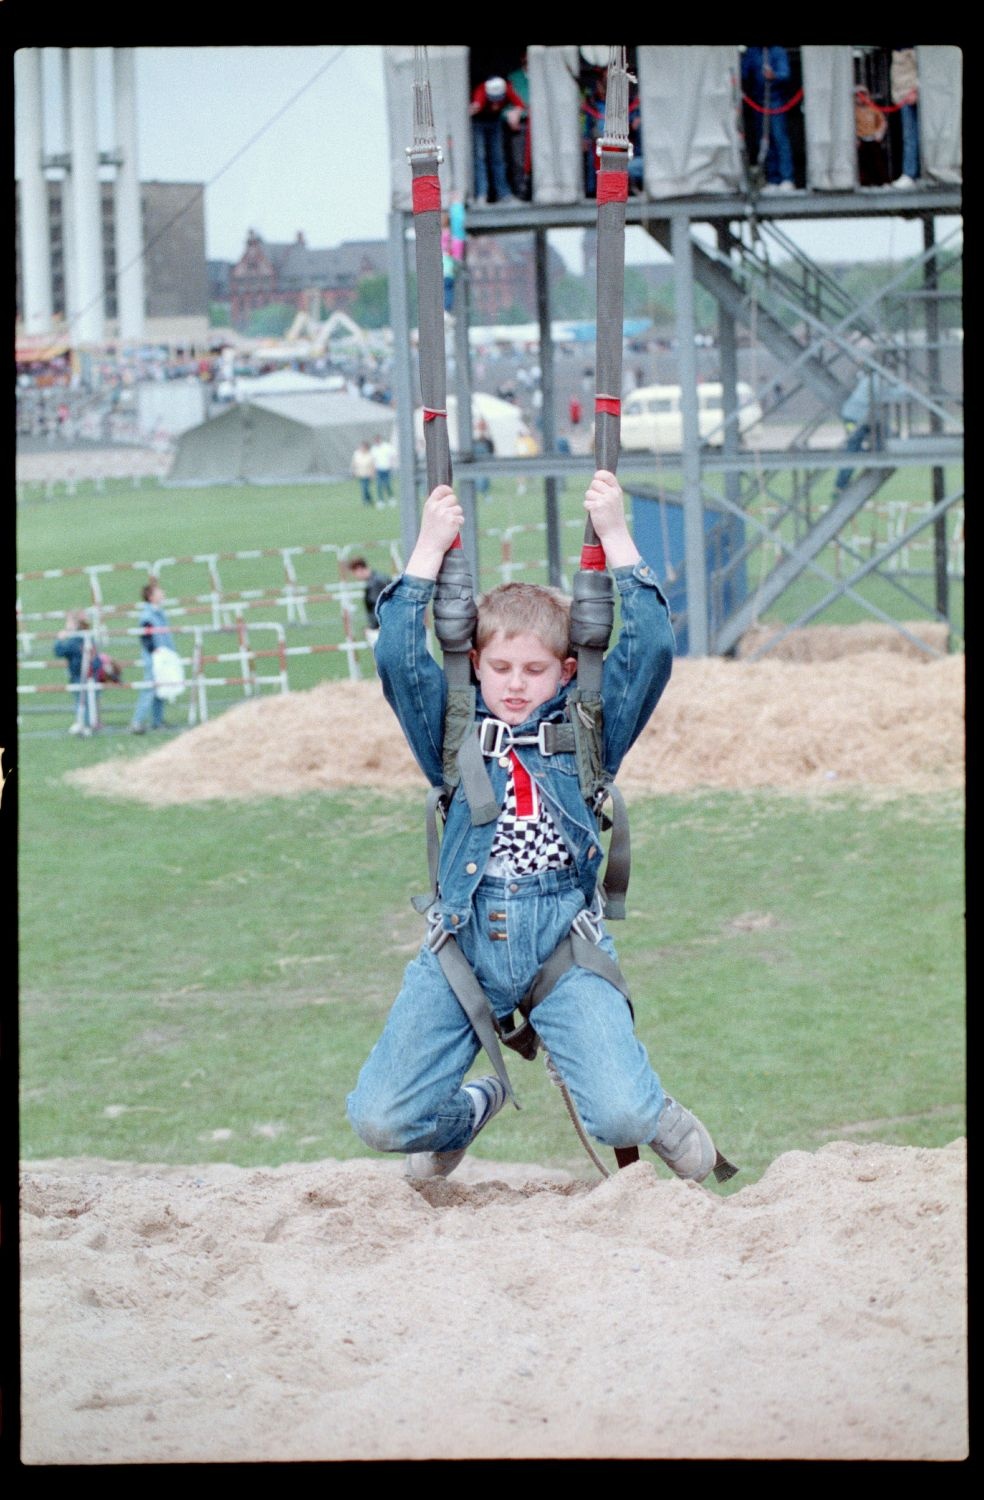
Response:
113,47,145,344
68,48,105,345
15,48,53,335
60,50,77,331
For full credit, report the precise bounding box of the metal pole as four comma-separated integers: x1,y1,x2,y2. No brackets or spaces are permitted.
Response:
672,212,709,655
716,221,741,638
388,209,418,567
535,228,562,588
923,215,949,627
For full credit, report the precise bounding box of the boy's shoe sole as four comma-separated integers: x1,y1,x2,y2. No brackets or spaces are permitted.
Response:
405,1076,507,1181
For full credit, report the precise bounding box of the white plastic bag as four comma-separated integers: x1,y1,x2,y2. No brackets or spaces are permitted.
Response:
152,646,186,701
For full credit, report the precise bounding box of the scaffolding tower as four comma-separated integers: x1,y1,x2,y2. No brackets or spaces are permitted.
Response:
384,45,963,656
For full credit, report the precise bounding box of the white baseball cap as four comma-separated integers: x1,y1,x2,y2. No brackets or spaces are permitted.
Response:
485,76,507,98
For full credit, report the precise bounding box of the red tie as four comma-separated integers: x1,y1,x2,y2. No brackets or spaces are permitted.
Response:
510,750,536,818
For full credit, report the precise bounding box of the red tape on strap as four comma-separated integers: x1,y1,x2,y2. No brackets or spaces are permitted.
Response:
412,175,442,214
595,397,621,417
423,408,446,423
597,171,628,204
580,544,607,572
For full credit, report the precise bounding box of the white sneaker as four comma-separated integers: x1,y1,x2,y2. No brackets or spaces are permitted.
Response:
650,1096,717,1183
473,195,488,207
405,1076,508,1181
68,721,83,735
893,174,916,189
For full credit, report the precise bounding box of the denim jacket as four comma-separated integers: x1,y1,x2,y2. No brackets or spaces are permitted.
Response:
138,604,174,658
374,561,674,932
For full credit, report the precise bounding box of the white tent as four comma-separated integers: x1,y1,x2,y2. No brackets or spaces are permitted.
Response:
413,391,535,458
167,388,396,485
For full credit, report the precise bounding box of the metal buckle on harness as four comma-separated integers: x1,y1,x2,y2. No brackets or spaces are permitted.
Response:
480,719,559,757
478,718,512,758
571,893,605,946
536,720,557,755
425,906,451,955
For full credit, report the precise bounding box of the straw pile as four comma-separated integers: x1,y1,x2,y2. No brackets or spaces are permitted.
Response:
67,629,964,806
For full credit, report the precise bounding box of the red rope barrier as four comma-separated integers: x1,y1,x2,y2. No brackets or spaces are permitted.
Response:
742,86,804,116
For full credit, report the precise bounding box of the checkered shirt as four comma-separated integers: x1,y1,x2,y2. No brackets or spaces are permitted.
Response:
487,752,573,876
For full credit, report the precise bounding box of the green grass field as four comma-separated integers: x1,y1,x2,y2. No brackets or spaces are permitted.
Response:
16,473,965,1188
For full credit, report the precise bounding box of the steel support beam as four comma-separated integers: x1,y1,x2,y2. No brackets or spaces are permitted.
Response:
714,468,893,654
535,228,562,588
646,217,849,413
923,216,950,626
671,214,708,655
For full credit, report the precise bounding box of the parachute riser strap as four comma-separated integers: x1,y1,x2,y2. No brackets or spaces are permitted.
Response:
594,147,628,482
406,50,478,736
409,155,452,494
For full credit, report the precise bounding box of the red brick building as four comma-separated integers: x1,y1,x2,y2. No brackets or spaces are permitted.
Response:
225,227,565,330
465,234,566,323
229,230,389,328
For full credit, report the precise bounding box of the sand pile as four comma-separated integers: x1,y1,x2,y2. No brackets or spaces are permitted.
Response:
67,643,964,806
19,1139,967,1463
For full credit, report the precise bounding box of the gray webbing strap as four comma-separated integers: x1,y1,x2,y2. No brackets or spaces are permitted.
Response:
599,782,630,920
433,936,519,1106
523,931,632,1014
456,729,501,826
407,50,478,778
411,784,449,913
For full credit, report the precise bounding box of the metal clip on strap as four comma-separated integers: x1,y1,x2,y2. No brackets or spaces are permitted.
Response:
478,718,576,758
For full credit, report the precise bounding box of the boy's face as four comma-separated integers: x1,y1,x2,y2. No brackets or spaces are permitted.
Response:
470,630,576,726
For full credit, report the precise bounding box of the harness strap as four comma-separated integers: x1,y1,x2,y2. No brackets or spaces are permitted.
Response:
524,931,632,1012
456,729,501,826
430,932,520,1107
411,784,449,914
598,782,630,920
498,921,634,1064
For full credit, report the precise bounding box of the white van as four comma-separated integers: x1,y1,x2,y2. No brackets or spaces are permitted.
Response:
620,382,763,452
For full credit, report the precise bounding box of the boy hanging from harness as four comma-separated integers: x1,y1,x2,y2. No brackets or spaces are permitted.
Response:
347,471,727,1184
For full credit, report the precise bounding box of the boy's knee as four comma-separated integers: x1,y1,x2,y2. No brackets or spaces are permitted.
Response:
346,1093,409,1154
583,1098,659,1149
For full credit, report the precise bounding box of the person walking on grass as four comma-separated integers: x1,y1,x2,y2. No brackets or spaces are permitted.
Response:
351,440,376,506
54,609,95,737
129,579,175,734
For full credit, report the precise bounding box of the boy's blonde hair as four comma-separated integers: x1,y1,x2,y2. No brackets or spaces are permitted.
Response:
475,582,572,660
